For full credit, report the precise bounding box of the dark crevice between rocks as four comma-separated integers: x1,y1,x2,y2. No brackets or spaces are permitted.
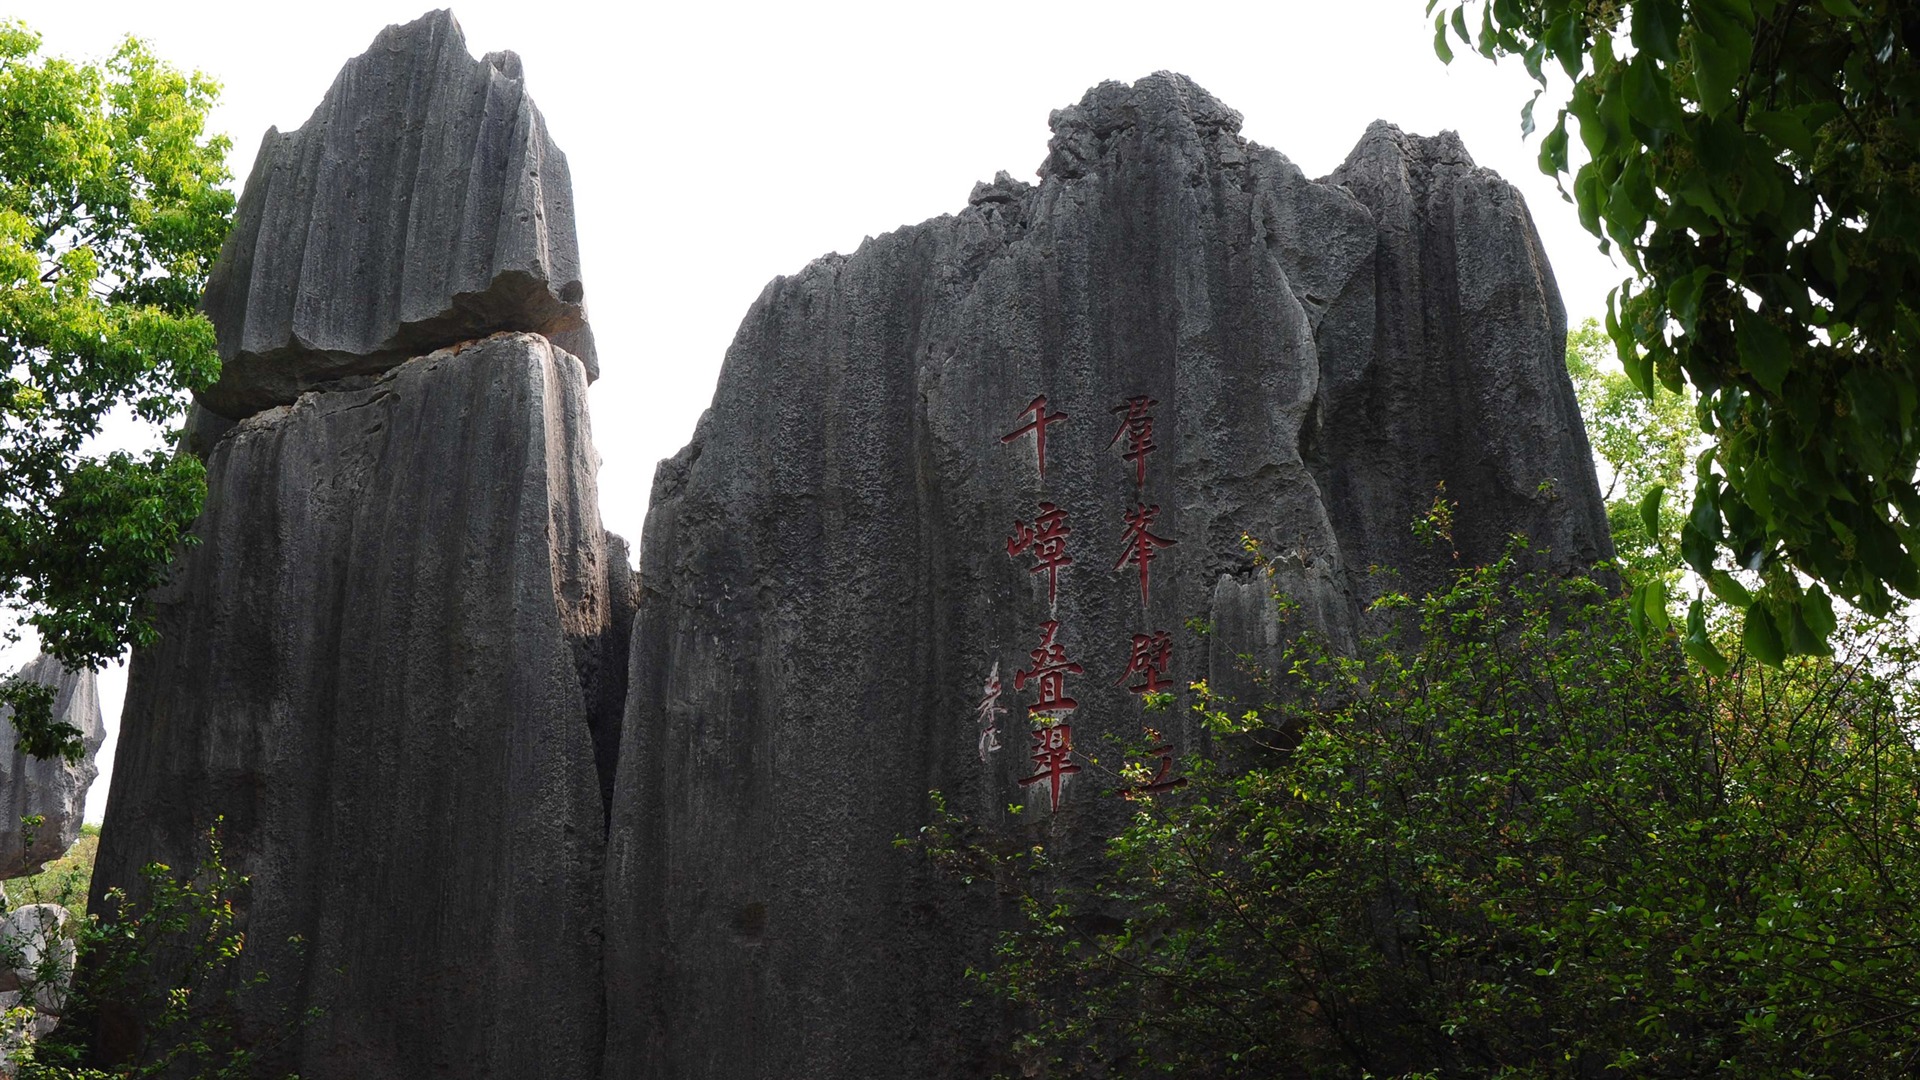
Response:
570,532,639,828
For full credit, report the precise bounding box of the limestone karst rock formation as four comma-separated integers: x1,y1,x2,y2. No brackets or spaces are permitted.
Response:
602,74,1611,1078
197,7,595,421
91,13,627,1080
0,656,103,881
92,16,1611,1075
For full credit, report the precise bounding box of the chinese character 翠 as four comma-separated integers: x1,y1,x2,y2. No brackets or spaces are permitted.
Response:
1109,395,1159,488
1018,723,1082,812
1007,501,1074,608
1001,395,1068,479
975,663,1007,761
1113,503,1177,607
1114,630,1174,695
1014,620,1084,716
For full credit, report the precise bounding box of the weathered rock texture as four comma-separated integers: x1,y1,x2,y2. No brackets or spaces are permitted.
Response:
95,333,620,1079
198,8,595,420
0,656,102,880
603,74,1611,1078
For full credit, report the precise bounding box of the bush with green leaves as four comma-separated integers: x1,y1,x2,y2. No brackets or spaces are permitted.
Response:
11,824,303,1080
917,539,1920,1077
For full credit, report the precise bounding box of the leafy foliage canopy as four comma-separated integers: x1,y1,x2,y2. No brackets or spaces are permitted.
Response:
0,24,231,757
1430,0,1920,662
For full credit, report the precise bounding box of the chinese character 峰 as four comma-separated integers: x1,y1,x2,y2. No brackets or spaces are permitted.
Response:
1113,503,1177,607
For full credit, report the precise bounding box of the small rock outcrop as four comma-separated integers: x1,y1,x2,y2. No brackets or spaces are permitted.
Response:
93,14,623,1080
602,74,1611,1078
0,657,103,881
197,7,595,420
0,902,75,1059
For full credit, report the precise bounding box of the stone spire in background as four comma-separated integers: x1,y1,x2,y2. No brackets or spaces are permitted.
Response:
0,656,103,881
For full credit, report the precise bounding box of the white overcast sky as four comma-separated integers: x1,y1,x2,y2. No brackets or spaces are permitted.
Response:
4,0,1623,823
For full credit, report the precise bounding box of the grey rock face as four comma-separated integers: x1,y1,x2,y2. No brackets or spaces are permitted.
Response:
603,74,1611,1078
198,9,594,421
0,656,103,880
94,333,620,1080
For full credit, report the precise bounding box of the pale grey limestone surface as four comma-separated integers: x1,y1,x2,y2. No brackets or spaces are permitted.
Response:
0,657,102,881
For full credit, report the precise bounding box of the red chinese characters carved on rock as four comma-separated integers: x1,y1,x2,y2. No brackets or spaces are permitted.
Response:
1007,501,1074,607
1001,395,1068,479
1115,630,1174,694
1015,619,1084,716
1109,395,1159,488
1018,723,1082,812
1113,503,1177,606
1119,741,1188,799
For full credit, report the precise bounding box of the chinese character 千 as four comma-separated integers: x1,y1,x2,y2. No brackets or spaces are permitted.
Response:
1113,503,1177,607
975,663,1007,761
1114,630,1174,695
1109,395,1159,488
1007,501,1074,607
1018,723,1082,812
1015,619,1084,716
1001,395,1068,479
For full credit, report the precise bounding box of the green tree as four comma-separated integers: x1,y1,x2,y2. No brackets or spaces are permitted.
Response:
1428,0,1919,663
918,547,1920,1077
0,23,230,758
1565,315,1693,585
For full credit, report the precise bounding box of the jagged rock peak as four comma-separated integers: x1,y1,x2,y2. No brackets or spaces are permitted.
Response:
1042,71,1244,179
198,8,596,420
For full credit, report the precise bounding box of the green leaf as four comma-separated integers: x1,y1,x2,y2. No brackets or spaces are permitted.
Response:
1735,308,1793,395
1684,599,1731,674
1667,268,1712,336
1639,484,1666,539
1747,110,1814,158
1742,602,1785,666
1539,113,1570,175
1631,0,1684,64
1690,15,1754,117
1451,4,1470,45
1706,570,1754,608
1801,584,1837,641
1624,53,1683,132
1434,13,1455,64
1548,12,1582,79
1643,577,1672,631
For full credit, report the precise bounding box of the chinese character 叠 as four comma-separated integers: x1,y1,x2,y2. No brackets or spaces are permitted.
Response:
1113,503,1177,607
1007,501,1074,607
1001,395,1068,479
1018,723,1083,812
1109,395,1159,488
1014,619,1084,716
1114,630,1174,695
1119,739,1188,799
975,663,1007,761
